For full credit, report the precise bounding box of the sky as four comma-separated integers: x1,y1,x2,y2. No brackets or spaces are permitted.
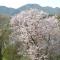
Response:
0,0,60,8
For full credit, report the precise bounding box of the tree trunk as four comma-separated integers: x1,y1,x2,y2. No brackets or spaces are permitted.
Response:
0,46,2,60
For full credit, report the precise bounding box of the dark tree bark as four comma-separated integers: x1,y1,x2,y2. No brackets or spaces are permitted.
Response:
0,45,2,60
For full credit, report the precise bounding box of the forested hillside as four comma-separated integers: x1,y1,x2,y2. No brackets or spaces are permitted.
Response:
0,4,60,15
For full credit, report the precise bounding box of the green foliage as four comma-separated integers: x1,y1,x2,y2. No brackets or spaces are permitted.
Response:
0,14,10,28
56,55,60,60
48,51,60,60
56,15,60,28
0,24,11,60
3,44,17,60
3,43,31,60
0,14,11,60
48,14,54,17
56,16,60,20
48,54,60,60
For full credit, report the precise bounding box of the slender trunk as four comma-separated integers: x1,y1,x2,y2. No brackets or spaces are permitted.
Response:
45,34,50,55
0,39,3,60
0,46,2,60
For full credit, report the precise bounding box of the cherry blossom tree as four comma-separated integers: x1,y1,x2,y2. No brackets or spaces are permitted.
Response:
10,9,60,60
